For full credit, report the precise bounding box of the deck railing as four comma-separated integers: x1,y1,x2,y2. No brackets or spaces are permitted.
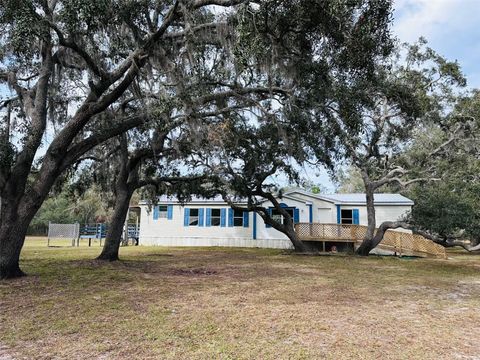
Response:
294,223,447,259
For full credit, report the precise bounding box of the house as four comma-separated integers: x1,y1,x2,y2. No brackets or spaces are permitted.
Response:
137,190,414,249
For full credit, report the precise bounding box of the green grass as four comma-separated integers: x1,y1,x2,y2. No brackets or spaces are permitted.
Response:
1,237,480,359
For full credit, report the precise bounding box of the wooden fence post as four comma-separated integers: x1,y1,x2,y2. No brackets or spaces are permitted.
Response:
399,234,403,257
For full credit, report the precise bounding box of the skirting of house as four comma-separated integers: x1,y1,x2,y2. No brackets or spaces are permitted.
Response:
139,236,294,249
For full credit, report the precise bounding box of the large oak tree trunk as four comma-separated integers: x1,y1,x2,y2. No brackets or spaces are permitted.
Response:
97,188,133,261
285,227,309,253
0,195,44,279
0,220,28,279
356,181,377,256
97,138,135,262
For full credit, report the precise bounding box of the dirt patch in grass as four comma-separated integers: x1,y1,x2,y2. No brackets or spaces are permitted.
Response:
171,268,219,276
0,344,16,360
1,241,480,359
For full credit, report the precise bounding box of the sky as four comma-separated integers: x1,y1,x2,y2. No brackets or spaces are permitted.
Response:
393,0,480,89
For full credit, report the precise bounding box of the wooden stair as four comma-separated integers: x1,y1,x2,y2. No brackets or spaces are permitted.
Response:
294,223,447,259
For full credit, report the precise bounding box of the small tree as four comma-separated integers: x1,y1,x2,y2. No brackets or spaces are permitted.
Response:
405,91,480,250
201,120,310,252
316,40,467,255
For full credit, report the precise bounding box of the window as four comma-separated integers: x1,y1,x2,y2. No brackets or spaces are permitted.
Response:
211,209,221,226
189,209,199,226
154,205,172,220
233,209,244,226
341,209,353,224
158,205,168,218
271,208,294,225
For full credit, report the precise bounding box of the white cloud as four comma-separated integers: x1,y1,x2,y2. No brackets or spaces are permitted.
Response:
393,0,480,88
393,0,478,42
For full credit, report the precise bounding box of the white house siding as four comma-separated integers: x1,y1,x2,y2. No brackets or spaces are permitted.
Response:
137,192,413,249
338,205,411,227
256,197,310,242
139,204,294,249
292,196,337,223
312,200,337,223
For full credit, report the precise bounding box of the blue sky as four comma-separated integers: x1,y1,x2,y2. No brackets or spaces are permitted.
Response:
393,0,480,89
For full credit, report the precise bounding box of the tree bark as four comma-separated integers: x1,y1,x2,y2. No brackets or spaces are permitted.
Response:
357,221,410,255
97,135,136,261
285,226,309,253
356,177,377,256
0,221,27,279
97,188,133,261
0,194,43,279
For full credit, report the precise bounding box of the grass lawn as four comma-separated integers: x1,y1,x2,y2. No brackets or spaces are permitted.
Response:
1,238,480,359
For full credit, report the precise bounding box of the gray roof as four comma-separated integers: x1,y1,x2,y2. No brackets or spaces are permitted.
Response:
321,193,413,205
141,194,246,205
307,192,413,205
140,191,413,206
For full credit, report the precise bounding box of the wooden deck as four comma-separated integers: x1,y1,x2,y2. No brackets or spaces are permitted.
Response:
295,223,447,259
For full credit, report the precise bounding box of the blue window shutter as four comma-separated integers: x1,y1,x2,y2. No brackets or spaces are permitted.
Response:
243,211,249,227
266,208,272,228
153,206,159,220
220,208,226,227
353,209,360,225
228,208,234,227
253,212,257,239
206,208,212,227
198,208,205,227
336,205,341,224
184,208,190,227
167,205,173,220
308,204,313,223
293,208,300,224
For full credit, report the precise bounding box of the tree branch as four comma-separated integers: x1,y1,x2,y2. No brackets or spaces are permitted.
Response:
62,113,149,168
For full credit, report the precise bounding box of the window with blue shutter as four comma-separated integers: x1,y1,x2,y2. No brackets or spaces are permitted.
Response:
167,205,173,220
243,211,249,227
228,208,234,227
340,209,354,224
198,208,205,227
206,208,212,227
353,209,360,225
267,206,298,226
220,208,227,227
154,205,169,219
232,209,245,226
183,208,190,226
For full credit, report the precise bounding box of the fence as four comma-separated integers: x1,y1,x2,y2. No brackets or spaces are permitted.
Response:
80,223,108,239
294,223,447,258
47,222,80,247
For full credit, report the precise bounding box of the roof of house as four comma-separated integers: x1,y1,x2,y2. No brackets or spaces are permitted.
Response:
140,194,247,205
140,190,413,206
318,193,413,205
285,190,414,205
